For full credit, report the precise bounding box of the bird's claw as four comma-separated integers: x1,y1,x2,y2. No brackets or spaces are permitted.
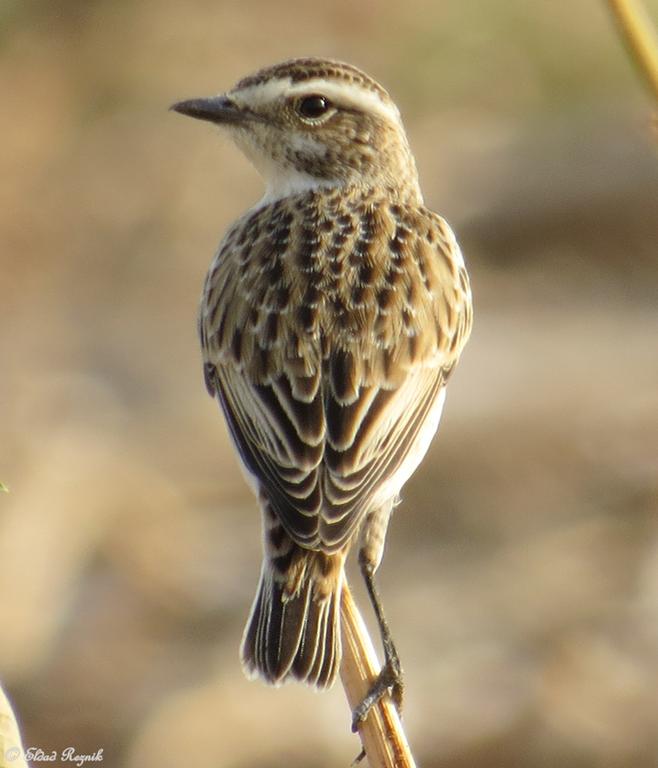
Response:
351,660,404,732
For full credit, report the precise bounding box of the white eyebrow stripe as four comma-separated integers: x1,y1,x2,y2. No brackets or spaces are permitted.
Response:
231,77,401,125
230,78,294,108
288,80,401,123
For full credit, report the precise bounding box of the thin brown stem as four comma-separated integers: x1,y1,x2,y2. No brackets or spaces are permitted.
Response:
607,0,658,103
340,583,416,768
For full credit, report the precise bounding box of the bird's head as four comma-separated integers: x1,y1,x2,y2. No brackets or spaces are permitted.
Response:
172,58,421,203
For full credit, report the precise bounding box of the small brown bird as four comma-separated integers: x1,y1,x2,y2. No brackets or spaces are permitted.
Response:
173,58,472,725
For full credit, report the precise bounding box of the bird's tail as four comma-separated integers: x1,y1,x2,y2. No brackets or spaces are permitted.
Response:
240,523,345,689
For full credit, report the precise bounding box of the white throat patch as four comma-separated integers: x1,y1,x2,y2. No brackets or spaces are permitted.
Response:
232,127,338,205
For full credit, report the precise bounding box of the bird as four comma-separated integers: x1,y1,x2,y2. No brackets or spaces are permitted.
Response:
172,57,473,727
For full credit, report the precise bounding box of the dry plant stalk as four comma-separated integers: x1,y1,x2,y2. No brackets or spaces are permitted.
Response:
607,0,658,102
0,685,28,768
340,584,416,768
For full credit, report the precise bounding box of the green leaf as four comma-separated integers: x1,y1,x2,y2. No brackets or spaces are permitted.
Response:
0,481,8,493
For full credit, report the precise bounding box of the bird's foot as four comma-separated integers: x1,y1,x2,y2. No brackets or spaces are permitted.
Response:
351,658,404,732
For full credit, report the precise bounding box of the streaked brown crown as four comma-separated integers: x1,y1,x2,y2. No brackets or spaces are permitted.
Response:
234,58,391,102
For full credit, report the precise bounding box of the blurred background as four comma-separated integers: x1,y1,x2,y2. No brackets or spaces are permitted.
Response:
1,1,657,766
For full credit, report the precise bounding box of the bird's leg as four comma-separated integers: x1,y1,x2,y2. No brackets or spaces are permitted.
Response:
351,552,404,731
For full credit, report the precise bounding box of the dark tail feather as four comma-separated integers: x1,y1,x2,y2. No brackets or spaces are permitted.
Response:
240,558,343,689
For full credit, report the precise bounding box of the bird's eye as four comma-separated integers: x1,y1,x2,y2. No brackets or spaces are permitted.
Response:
297,95,332,120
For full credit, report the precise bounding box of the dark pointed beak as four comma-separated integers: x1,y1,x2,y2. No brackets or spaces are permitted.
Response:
170,95,246,126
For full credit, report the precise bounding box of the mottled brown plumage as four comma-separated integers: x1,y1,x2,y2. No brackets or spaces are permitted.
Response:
174,58,472,712
200,187,470,551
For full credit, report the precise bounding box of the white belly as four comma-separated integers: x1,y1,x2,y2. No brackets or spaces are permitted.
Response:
369,386,447,510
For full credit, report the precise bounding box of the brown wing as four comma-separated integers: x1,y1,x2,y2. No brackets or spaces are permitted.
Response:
200,192,472,552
